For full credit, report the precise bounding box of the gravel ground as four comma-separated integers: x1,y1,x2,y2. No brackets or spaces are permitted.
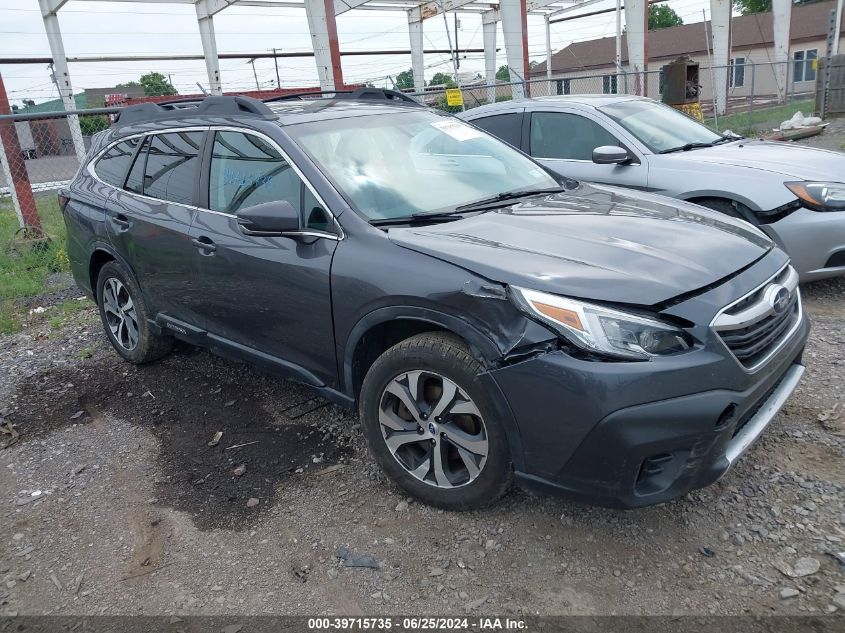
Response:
0,272,843,618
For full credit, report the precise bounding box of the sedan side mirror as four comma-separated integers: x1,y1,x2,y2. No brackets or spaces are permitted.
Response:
592,146,631,165
237,200,300,234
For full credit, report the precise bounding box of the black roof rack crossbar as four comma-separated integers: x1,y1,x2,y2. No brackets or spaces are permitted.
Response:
113,95,274,127
263,87,423,106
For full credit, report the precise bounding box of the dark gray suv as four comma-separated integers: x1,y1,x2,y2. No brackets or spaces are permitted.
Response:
60,91,809,510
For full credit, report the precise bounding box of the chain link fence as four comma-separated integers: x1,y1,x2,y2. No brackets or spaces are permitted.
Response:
410,61,818,136
0,109,115,332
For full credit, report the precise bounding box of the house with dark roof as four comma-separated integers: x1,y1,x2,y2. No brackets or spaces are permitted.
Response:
530,1,845,102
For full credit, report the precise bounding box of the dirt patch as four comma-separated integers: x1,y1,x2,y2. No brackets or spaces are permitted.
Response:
7,347,354,530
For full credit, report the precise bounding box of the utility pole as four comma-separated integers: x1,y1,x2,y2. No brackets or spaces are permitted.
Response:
272,48,281,88
247,58,260,90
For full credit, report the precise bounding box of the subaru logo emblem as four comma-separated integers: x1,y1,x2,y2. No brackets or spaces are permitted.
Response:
428,422,437,436
770,285,790,314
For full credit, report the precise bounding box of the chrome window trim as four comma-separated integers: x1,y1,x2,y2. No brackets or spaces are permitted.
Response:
87,125,345,240
710,262,804,374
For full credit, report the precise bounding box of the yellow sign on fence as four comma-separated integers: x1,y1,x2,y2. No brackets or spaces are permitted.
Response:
674,102,704,122
445,88,464,107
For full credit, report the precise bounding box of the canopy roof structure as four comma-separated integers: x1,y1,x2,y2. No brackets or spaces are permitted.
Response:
32,0,806,164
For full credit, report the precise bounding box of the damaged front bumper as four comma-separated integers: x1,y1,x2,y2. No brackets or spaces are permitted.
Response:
481,311,809,509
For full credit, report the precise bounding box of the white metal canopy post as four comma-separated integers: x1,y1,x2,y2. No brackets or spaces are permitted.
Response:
482,9,498,103
499,0,528,100
38,0,86,163
305,0,344,90
772,0,792,103
195,0,224,94
709,0,732,115
408,16,426,91
623,0,647,95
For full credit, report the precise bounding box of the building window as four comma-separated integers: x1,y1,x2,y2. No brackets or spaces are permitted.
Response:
556,79,571,95
602,74,618,94
730,57,745,88
793,49,818,83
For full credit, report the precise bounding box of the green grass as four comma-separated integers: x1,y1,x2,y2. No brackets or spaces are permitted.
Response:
704,99,815,137
0,194,69,333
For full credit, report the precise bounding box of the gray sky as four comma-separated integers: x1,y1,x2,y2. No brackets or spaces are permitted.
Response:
0,0,714,107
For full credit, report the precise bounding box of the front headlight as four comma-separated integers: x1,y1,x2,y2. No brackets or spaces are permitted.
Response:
511,286,693,360
785,182,845,211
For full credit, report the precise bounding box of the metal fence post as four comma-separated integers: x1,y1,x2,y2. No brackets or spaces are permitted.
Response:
0,136,25,229
0,73,41,232
785,59,793,104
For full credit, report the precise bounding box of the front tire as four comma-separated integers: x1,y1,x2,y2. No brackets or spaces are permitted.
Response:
96,261,172,364
359,332,512,510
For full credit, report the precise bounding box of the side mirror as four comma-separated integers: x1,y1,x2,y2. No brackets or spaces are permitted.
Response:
237,200,300,234
592,145,631,165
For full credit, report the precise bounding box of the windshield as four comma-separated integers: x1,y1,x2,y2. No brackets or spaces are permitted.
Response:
287,111,558,220
599,99,722,153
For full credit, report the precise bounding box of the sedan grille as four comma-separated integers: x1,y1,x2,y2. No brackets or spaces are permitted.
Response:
712,265,801,371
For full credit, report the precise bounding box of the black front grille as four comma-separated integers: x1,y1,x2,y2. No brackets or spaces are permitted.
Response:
731,372,786,438
718,294,799,368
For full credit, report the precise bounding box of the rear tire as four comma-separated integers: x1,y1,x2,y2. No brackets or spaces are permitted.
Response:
359,332,512,510
96,261,172,364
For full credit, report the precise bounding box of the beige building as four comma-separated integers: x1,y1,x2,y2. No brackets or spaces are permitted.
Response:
530,1,845,106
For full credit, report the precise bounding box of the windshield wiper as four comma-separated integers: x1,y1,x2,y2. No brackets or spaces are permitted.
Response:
658,142,715,154
369,211,468,227
712,134,742,145
454,187,568,212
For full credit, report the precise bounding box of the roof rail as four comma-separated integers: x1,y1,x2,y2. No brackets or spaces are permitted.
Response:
263,87,423,106
113,95,274,127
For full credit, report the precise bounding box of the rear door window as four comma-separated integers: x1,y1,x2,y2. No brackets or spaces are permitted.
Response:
95,138,141,187
470,113,524,148
143,131,203,205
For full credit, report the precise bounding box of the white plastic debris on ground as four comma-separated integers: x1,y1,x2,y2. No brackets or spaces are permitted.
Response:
780,111,823,130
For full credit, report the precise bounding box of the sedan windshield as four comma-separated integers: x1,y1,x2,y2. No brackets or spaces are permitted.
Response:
287,111,559,220
599,99,723,153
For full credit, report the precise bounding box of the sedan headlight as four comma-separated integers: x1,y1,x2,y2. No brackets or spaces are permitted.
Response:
511,286,692,360
785,182,845,211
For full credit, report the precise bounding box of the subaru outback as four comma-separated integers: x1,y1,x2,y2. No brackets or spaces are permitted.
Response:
60,90,809,510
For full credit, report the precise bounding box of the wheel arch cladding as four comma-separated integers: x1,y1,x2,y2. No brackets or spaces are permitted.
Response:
89,248,117,298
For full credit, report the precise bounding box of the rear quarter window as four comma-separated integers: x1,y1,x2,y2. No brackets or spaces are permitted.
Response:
470,113,523,149
94,138,141,187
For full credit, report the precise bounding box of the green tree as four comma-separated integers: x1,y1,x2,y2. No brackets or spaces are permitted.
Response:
118,72,177,97
394,69,415,90
733,0,817,16
429,72,456,88
139,72,177,96
79,115,110,136
495,65,510,82
648,5,683,29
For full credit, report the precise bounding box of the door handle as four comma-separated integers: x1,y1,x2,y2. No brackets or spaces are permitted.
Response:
191,236,217,254
110,213,131,230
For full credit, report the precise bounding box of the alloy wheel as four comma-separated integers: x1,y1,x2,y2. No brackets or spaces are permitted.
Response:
378,370,488,488
102,277,139,351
